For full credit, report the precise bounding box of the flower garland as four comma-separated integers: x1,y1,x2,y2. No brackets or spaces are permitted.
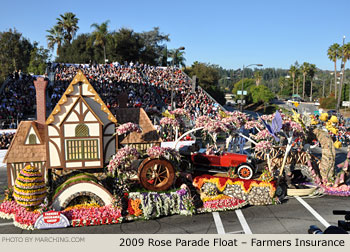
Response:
0,200,40,230
107,146,140,174
193,175,276,198
195,115,211,128
160,117,180,127
0,200,123,230
255,140,272,152
146,146,181,161
116,122,142,136
63,204,123,227
170,108,190,118
198,196,248,213
127,185,194,220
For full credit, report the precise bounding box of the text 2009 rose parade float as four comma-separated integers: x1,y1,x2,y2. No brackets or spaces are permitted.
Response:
1,71,349,230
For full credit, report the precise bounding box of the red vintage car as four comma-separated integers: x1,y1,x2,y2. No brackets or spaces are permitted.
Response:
189,152,256,179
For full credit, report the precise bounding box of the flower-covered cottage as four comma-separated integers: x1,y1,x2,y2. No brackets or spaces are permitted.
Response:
3,70,161,187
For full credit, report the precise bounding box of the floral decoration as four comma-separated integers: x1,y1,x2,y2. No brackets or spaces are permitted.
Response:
13,165,46,208
255,140,273,152
127,185,194,219
116,122,142,135
107,146,140,174
146,146,181,161
160,117,180,127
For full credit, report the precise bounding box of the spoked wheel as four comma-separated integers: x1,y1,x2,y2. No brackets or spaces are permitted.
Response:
237,164,254,180
138,158,175,191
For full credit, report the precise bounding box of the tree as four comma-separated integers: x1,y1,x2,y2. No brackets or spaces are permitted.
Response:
327,43,341,100
254,71,262,86
56,33,95,63
231,78,256,99
138,27,170,65
27,42,50,75
91,20,110,63
289,65,298,95
337,43,350,111
308,64,317,101
250,85,274,104
300,62,310,99
184,62,225,104
56,12,79,44
278,76,286,95
169,48,186,67
111,28,142,63
160,46,168,66
46,25,63,56
0,29,33,82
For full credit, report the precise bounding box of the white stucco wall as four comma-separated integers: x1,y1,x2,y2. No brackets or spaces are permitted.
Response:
49,139,61,166
24,126,39,144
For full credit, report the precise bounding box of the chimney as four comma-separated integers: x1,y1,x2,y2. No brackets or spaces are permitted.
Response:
34,77,48,128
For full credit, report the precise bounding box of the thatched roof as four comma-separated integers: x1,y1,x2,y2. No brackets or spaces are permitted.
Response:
114,108,161,144
3,121,46,163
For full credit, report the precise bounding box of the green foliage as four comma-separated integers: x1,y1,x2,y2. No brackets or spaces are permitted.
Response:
184,62,225,104
56,12,79,44
56,27,169,65
184,62,220,88
249,85,274,103
231,78,255,98
0,28,33,82
57,34,95,63
320,94,336,109
27,43,50,75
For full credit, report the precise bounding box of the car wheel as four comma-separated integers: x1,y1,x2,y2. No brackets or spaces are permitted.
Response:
237,164,254,180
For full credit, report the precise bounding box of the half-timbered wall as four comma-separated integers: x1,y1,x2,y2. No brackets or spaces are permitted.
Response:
47,80,117,170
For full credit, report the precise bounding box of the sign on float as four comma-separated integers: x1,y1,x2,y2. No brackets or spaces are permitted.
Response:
34,211,70,229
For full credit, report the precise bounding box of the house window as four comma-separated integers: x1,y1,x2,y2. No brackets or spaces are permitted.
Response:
75,124,89,137
66,139,99,160
28,134,37,144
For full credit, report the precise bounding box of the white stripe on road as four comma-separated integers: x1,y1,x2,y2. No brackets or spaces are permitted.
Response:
212,212,225,234
235,209,252,234
0,222,13,227
295,196,331,228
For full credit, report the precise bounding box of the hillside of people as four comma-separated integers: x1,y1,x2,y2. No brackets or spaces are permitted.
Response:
0,62,222,148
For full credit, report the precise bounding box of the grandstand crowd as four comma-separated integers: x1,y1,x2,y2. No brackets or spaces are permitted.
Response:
0,62,220,147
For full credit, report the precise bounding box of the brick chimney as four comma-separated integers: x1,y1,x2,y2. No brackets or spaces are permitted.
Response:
34,77,48,129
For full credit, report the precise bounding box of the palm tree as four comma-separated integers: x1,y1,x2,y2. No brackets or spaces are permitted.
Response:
56,12,79,44
254,71,262,86
289,65,297,95
278,77,286,96
300,62,309,99
91,20,110,63
337,43,350,110
46,25,63,56
327,43,341,99
170,49,186,67
308,64,317,101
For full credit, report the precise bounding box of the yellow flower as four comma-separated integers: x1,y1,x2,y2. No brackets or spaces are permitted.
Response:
330,115,338,123
320,113,329,122
334,141,342,149
330,127,338,135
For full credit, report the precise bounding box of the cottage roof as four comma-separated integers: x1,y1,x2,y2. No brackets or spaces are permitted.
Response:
3,121,46,163
46,70,117,125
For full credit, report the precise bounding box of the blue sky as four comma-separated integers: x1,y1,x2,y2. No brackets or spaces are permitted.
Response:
1,0,349,70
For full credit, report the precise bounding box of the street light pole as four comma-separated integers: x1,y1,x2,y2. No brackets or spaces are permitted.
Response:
171,46,185,110
240,63,263,111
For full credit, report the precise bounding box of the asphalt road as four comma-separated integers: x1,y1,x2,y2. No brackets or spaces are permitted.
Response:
0,148,349,234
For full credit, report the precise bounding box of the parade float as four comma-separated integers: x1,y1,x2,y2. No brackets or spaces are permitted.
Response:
0,71,349,230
